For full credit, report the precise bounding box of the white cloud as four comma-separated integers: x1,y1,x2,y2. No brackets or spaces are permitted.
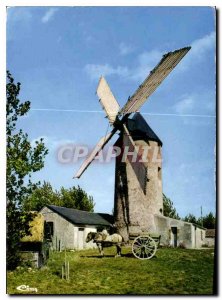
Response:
178,32,216,71
133,32,215,80
84,64,130,80
137,50,161,68
31,136,75,151
85,32,215,83
131,50,162,82
172,90,215,119
84,50,162,82
191,31,215,59
119,42,135,56
173,95,194,114
41,8,58,24
86,51,161,82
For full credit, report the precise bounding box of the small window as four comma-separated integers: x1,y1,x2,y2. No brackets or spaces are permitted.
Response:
78,228,84,231
158,167,162,180
44,221,54,240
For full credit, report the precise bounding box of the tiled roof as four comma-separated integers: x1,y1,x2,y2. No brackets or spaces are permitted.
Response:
205,229,215,238
46,205,113,226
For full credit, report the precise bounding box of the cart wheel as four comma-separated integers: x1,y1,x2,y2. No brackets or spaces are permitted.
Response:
132,236,157,260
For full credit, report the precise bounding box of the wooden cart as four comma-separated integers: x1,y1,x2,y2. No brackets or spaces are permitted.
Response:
129,233,161,260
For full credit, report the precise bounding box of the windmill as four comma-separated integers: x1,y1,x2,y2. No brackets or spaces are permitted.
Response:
74,47,191,240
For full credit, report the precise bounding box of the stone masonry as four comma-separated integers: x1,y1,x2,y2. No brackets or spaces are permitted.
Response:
114,113,163,241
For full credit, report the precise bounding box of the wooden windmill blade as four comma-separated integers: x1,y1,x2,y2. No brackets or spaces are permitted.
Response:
120,46,191,115
74,130,116,178
122,124,147,193
97,76,120,124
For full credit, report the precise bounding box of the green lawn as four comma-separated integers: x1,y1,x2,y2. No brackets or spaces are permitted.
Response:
7,247,215,295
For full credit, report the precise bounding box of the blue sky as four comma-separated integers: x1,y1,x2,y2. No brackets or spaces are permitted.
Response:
7,6,216,217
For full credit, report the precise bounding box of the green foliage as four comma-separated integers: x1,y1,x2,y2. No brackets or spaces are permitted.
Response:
183,213,199,225
163,194,180,220
23,182,59,212
6,71,48,270
7,248,215,294
7,202,35,269
202,212,215,229
60,186,95,211
183,212,215,229
162,194,216,229
23,182,95,212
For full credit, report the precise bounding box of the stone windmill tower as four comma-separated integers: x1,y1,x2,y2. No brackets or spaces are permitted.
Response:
113,112,163,240
74,47,191,241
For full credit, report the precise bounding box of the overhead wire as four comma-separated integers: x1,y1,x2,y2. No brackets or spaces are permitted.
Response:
30,108,215,118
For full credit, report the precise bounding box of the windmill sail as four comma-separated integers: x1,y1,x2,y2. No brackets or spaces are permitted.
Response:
74,130,116,178
97,76,120,124
122,125,147,193
74,47,191,180
120,47,191,114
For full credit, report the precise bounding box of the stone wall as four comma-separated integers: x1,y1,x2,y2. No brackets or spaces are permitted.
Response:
114,138,163,241
194,226,206,248
73,226,97,250
154,214,206,248
204,237,215,247
144,140,163,216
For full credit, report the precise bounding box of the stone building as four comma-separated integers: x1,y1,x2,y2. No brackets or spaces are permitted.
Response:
113,112,205,248
204,229,215,247
40,205,113,250
154,215,205,248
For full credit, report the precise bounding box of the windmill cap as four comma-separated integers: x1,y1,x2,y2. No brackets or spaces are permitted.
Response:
126,112,162,146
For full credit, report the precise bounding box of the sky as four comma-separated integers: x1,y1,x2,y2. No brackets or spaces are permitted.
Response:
6,6,216,218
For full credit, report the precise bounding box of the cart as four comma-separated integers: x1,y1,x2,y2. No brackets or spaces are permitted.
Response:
129,232,161,260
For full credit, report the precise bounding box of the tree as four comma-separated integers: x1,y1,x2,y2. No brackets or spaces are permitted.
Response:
23,181,60,212
60,186,95,212
183,213,199,225
183,212,215,228
7,71,48,269
163,193,180,220
202,212,215,229
23,183,95,212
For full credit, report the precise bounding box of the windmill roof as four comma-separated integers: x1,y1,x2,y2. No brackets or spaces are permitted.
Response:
46,205,113,226
126,112,162,146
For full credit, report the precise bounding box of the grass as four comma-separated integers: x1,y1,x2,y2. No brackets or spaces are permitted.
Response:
7,246,215,295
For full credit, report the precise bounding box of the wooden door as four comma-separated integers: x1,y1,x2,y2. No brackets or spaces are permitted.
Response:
78,228,85,249
171,227,177,247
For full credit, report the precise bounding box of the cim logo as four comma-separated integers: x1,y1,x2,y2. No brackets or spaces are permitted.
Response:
16,285,38,293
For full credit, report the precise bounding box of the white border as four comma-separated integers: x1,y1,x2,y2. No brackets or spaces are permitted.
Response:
1,0,220,6
1,1,220,299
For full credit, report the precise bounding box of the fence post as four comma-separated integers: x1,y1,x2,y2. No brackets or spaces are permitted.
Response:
61,249,69,280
